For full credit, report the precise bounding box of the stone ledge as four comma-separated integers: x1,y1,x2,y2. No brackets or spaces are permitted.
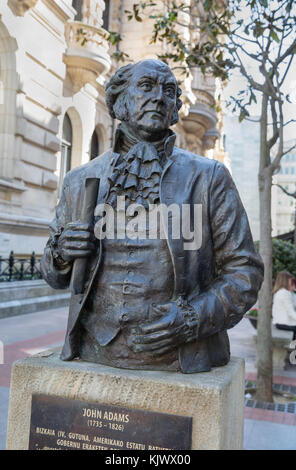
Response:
0,212,51,232
0,293,70,318
0,178,27,193
8,0,38,16
6,353,245,450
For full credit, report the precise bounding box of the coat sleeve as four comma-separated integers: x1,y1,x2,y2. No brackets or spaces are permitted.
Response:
40,174,73,289
189,161,264,338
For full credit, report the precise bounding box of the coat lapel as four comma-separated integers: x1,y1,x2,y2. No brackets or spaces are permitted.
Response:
160,150,188,298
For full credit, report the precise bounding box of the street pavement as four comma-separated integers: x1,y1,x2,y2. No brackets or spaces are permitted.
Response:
0,309,296,450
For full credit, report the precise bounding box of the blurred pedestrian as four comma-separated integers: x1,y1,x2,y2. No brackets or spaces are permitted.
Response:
272,271,296,340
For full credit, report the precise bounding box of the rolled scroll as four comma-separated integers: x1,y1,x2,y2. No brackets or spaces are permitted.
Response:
70,177,100,295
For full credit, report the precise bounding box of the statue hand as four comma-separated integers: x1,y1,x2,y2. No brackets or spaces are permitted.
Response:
127,300,198,357
57,222,96,263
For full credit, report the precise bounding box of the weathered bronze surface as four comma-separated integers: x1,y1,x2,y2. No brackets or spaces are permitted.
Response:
41,59,264,373
29,394,192,450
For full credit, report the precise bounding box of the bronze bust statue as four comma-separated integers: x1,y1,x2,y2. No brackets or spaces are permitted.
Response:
41,59,264,373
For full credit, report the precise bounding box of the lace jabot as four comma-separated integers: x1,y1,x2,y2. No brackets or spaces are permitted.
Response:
106,124,176,209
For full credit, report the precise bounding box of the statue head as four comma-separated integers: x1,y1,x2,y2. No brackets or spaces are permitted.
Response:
105,59,182,141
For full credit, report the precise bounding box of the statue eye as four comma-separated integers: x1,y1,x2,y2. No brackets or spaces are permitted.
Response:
140,82,152,91
165,87,175,97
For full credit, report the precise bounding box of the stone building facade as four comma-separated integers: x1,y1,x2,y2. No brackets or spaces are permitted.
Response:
0,0,227,258
223,115,260,241
272,141,296,237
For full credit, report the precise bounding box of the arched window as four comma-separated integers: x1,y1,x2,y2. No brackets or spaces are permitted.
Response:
72,0,82,21
59,113,72,194
90,130,99,160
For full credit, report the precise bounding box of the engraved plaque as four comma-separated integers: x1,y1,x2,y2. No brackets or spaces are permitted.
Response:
29,394,192,450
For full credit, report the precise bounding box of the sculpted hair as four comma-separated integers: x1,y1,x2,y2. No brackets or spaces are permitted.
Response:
105,62,182,125
105,64,134,121
172,86,183,125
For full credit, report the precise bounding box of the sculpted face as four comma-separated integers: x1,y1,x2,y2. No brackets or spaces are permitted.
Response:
124,60,178,141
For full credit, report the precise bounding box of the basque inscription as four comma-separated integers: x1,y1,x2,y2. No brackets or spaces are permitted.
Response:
29,395,192,450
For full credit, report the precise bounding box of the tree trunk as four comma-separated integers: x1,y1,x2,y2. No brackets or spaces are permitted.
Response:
256,91,273,402
256,166,273,402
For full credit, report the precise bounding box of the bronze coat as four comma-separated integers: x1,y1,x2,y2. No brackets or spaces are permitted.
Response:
41,146,264,373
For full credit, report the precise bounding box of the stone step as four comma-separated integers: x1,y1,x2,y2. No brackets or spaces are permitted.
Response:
0,292,70,318
0,280,66,302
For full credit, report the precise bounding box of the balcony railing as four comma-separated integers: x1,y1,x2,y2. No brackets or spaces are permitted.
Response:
64,21,111,91
0,252,42,282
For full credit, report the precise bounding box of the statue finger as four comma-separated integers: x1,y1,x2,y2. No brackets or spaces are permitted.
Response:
64,241,96,251
138,315,174,334
65,230,95,241
131,337,175,353
151,345,176,357
151,304,170,314
66,222,92,232
133,329,174,344
62,249,93,259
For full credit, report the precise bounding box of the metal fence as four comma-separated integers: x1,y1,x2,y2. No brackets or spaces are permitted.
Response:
0,251,42,282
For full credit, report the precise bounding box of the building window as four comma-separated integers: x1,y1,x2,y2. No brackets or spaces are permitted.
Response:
90,130,99,160
72,0,82,21
102,0,110,29
59,113,73,194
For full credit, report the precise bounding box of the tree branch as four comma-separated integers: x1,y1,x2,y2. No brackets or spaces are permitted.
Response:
231,47,265,93
274,184,296,199
273,39,296,71
279,53,294,87
267,98,279,151
271,98,285,171
284,119,296,128
282,144,296,158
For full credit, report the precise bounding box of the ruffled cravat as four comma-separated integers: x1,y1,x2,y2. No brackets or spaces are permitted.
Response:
106,125,175,209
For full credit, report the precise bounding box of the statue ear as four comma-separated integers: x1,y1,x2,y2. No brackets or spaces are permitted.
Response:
170,105,179,126
113,93,129,122
171,95,182,126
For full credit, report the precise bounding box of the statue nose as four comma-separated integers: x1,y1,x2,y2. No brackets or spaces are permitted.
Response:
152,86,165,103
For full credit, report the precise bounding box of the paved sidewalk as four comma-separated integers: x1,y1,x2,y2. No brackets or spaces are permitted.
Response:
0,309,296,450
0,307,68,450
0,387,9,450
244,418,296,450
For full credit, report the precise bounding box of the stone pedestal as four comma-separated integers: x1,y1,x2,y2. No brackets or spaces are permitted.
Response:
6,351,245,450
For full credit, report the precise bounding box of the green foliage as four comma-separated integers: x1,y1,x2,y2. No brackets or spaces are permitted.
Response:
108,32,122,46
272,239,296,280
76,28,88,46
270,30,280,43
255,239,296,280
117,0,296,123
115,1,296,126
248,308,258,317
